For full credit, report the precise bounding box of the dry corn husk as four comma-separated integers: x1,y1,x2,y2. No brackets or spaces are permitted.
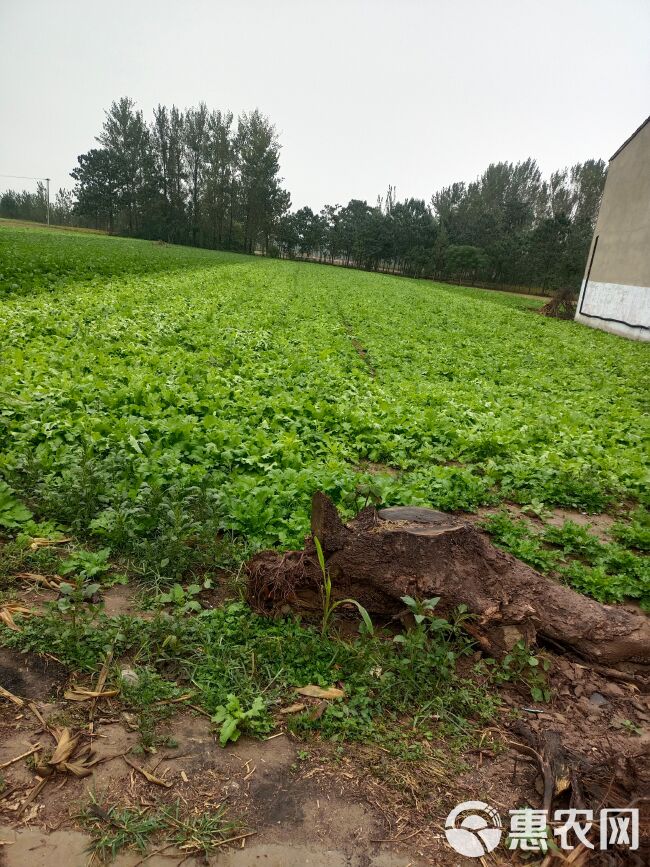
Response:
0,605,35,632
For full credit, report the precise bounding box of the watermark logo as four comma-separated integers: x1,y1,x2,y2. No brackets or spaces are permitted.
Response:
444,802,639,857
444,801,503,857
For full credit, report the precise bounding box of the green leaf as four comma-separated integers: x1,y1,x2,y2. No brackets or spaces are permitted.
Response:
314,536,326,577
218,717,239,746
424,597,441,610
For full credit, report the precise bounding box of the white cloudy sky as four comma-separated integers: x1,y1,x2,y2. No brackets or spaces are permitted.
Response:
1,0,648,209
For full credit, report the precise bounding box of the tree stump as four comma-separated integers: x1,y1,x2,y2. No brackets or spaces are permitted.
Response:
246,493,650,668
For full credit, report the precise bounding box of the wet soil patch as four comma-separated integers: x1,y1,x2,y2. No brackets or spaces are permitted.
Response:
0,648,67,701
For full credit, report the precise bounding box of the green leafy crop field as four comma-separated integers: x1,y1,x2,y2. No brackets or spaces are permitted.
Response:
1,224,648,582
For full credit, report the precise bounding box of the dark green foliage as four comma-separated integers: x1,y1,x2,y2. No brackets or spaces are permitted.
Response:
481,513,649,609
444,245,489,284
1,97,605,293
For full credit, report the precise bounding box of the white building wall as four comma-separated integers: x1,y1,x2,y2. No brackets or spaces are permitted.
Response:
575,118,650,342
576,279,650,342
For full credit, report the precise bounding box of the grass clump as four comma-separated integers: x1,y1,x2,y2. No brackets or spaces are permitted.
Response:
83,798,164,862
82,795,240,862
120,667,184,751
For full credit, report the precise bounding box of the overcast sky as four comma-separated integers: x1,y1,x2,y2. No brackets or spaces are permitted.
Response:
1,0,648,210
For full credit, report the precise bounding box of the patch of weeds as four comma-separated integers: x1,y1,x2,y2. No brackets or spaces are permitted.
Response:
56,580,102,629
13,543,65,577
155,579,211,614
159,801,240,856
486,640,552,703
611,507,650,552
120,667,183,751
0,536,65,587
82,795,241,863
102,571,129,589
2,600,498,752
79,793,241,863
0,540,23,584
89,483,247,587
82,796,165,862
0,607,140,670
286,599,496,743
131,602,496,747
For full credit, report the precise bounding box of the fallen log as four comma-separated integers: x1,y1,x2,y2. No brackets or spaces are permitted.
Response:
246,493,650,668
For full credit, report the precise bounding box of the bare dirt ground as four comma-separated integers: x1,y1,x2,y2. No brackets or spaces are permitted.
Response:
1,631,648,866
0,652,425,866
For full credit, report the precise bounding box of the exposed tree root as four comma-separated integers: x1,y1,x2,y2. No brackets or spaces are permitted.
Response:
246,493,650,670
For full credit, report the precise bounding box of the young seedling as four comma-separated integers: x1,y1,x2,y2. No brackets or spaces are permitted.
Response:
212,694,268,746
314,536,373,637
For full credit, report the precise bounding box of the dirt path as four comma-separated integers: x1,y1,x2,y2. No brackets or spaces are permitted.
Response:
0,829,422,867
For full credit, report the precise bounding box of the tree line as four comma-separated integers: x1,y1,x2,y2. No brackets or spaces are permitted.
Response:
0,96,606,292
0,183,75,227
275,159,605,292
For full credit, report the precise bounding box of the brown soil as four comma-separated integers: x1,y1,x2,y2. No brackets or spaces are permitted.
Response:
354,461,400,478
0,684,428,866
1,642,648,865
101,584,144,618
0,649,67,701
